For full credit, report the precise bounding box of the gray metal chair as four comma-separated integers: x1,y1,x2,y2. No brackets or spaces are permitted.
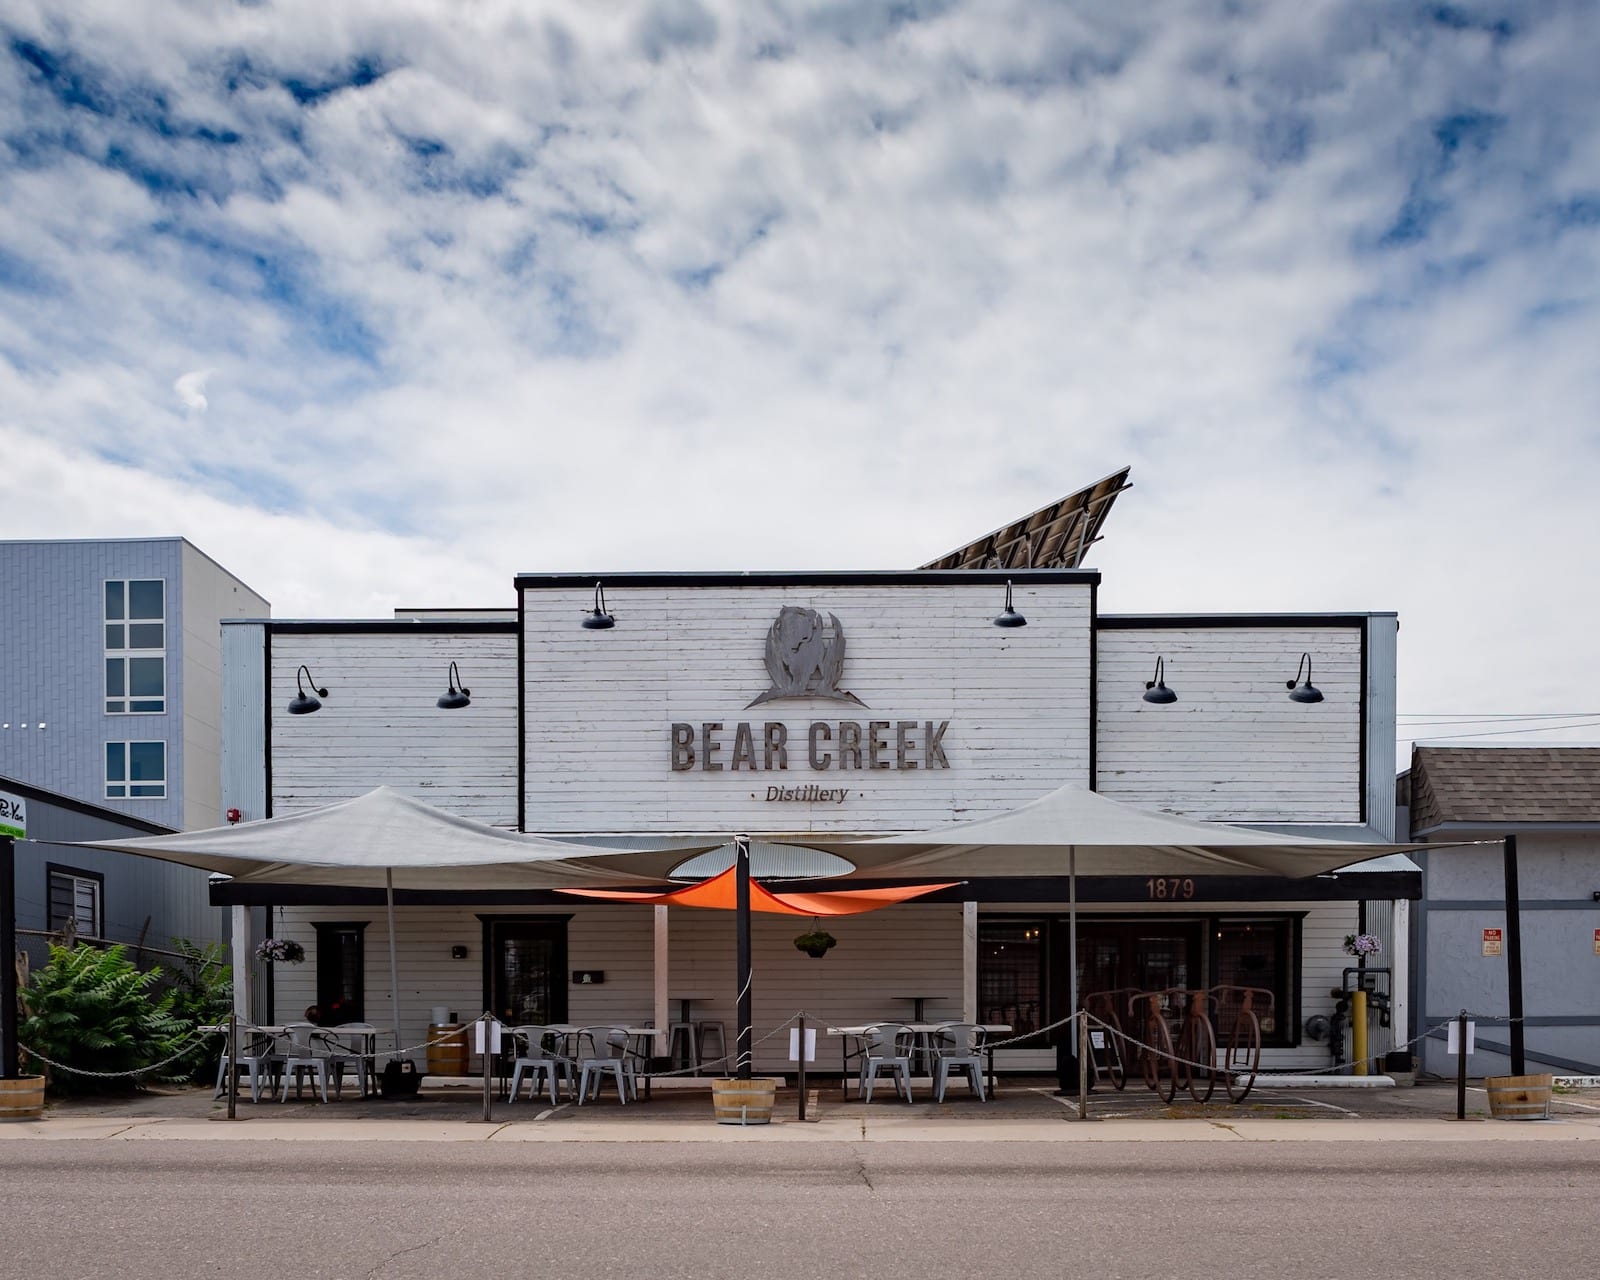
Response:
576,1026,638,1105
213,1027,283,1102
858,1023,914,1103
508,1025,572,1104
317,1025,372,1099
931,1022,987,1102
278,1022,330,1103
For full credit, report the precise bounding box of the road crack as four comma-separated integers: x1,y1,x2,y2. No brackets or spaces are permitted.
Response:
366,1226,465,1279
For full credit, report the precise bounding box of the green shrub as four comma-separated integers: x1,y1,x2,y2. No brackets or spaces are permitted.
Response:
164,939,233,1085
19,943,185,1094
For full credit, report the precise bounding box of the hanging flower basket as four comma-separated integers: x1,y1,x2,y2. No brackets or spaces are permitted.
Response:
794,929,837,959
255,938,305,964
1343,933,1381,959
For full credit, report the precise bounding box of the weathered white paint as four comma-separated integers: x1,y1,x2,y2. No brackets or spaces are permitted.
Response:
653,905,669,1054
1391,897,1410,1063
1364,614,1398,839
268,632,517,823
522,582,1093,834
231,903,252,1020
1096,626,1363,822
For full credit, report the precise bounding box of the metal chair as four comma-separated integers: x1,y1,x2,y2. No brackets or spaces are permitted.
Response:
931,1022,987,1102
508,1025,572,1104
666,1022,699,1073
213,1027,283,1103
695,1020,728,1073
858,1023,914,1103
317,1025,372,1099
576,1026,638,1104
279,1022,330,1103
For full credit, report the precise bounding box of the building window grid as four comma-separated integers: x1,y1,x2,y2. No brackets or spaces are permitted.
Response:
104,579,166,714
47,866,104,937
105,740,167,799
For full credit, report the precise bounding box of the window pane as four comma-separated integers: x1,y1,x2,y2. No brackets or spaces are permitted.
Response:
129,657,164,697
978,922,1045,1039
106,625,124,650
128,580,163,620
105,581,124,620
128,623,164,649
105,784,127,798
106,659,125,698
128,741,164,781
1214,920,1291,1044
105,742,126,782
130,784,163,797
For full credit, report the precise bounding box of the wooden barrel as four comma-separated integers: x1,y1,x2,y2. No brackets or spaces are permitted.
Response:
1485,1073,1554,1120
425,1024,468,1077
711,1077,779,1126
0,1075,45,1121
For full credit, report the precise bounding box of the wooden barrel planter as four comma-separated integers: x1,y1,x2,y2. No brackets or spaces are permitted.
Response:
425,1024,468,1077
1485,1074,1554,1121
0,1075,46,1122
711,1077,780,1126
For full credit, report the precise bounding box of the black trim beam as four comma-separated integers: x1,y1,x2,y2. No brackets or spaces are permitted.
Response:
212,871,1421,908
1097,614,1369,629
266,620,518,635
515,569,1100,589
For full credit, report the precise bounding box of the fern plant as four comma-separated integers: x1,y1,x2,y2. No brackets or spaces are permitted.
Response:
164,939,233,1084
19,943,185,1094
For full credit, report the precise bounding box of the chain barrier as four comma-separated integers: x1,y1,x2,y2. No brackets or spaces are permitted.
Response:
18,1028,217,1080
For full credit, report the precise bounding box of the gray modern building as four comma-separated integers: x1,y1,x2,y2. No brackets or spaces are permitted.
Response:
0,537,270,833
1402,745,1600,1078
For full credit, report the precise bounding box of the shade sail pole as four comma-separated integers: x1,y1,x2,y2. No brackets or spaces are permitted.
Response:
735,834,752,1081
1068,844,1078,1045
386,868,402,1062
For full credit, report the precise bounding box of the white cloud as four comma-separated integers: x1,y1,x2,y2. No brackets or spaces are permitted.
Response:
174,369,211,412
0,0,1597,757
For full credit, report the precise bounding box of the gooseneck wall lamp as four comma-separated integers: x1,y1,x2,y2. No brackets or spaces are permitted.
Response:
582,581,615,630
437,661,471,710
991,580,1027,628
287,665,328,715
1287,652,1324,704
1143,656,1177,704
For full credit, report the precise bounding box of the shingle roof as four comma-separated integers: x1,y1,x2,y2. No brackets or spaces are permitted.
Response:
1410,746,1600,832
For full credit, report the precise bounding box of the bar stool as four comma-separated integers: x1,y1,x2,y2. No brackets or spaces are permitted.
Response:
667,1022,699,1073
695,1020,727,1074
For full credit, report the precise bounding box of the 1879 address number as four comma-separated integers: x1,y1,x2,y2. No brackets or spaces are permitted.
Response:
1146,877,1196,900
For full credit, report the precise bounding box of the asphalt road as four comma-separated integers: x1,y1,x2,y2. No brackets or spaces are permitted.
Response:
3,1141,1593,1279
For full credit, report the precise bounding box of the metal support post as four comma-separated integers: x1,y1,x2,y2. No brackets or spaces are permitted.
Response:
1456,1010,1468,1121
1351,989,1369,1076
0,836,17,1080
227,1011,238,1120
797,1012,807,1122
734,834,752,1082
481,1016,494,1123
1503,834,1526,1075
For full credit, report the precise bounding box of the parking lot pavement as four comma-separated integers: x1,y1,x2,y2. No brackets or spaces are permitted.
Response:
6,1077,1599,1141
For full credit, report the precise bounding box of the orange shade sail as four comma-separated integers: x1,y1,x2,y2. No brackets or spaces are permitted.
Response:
557,864,958,917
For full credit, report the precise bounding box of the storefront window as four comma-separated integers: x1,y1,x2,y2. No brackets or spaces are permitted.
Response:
978,921,1044,1039
1212,918,1295,1047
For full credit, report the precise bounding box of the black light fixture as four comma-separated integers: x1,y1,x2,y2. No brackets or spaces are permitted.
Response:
1287,652,1324,704
992,580,1027,628
581,581,615,630
436,661,471,710
1143,656,1177,704
287,664,328,715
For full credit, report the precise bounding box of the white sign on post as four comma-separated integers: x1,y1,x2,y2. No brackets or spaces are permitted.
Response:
1090,1030,1106,1050
0,789,25,840
788,1027,817,1062
1446,1020,1476,1056
474,1019,503,1055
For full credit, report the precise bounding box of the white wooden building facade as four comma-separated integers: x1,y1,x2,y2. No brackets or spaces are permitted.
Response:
219,571,1410,1075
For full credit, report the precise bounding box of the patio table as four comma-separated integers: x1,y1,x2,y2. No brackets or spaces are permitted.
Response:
826,1023,1011,1101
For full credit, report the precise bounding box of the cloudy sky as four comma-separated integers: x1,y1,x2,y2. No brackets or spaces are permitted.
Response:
1,1,1596,757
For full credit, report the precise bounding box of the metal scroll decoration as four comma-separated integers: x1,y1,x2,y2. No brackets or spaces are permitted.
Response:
747,606,865,708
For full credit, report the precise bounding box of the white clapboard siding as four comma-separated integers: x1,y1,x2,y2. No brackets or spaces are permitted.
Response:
1096,627,1362,821
270,632,518,823
522,583,1093,834
276,903,964,1075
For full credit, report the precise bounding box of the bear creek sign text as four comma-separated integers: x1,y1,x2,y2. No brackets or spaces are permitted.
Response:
670,720,951,772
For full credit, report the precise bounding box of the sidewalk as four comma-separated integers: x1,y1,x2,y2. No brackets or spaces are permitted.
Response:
5,1079,1599,1143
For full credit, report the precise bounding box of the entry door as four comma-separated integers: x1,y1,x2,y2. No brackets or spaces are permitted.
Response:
485,919,568,1026
1071,919,1205,1011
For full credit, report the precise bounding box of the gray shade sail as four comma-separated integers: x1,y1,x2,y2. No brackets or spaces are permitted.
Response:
64,786,680,891
767,784,1425,879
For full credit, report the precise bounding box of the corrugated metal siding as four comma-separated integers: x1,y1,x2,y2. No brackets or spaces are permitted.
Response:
1096,627,1362,822
268,632,518,823
521,582,1093,834
0,539,185,829
221,623,268,825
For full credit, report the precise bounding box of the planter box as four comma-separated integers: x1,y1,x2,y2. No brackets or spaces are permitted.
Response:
0,1075,45,1121
1485,1073,1554,1121
710,1077,780,1125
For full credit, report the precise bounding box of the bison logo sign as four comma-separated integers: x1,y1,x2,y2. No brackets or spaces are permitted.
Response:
747,606,865,708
